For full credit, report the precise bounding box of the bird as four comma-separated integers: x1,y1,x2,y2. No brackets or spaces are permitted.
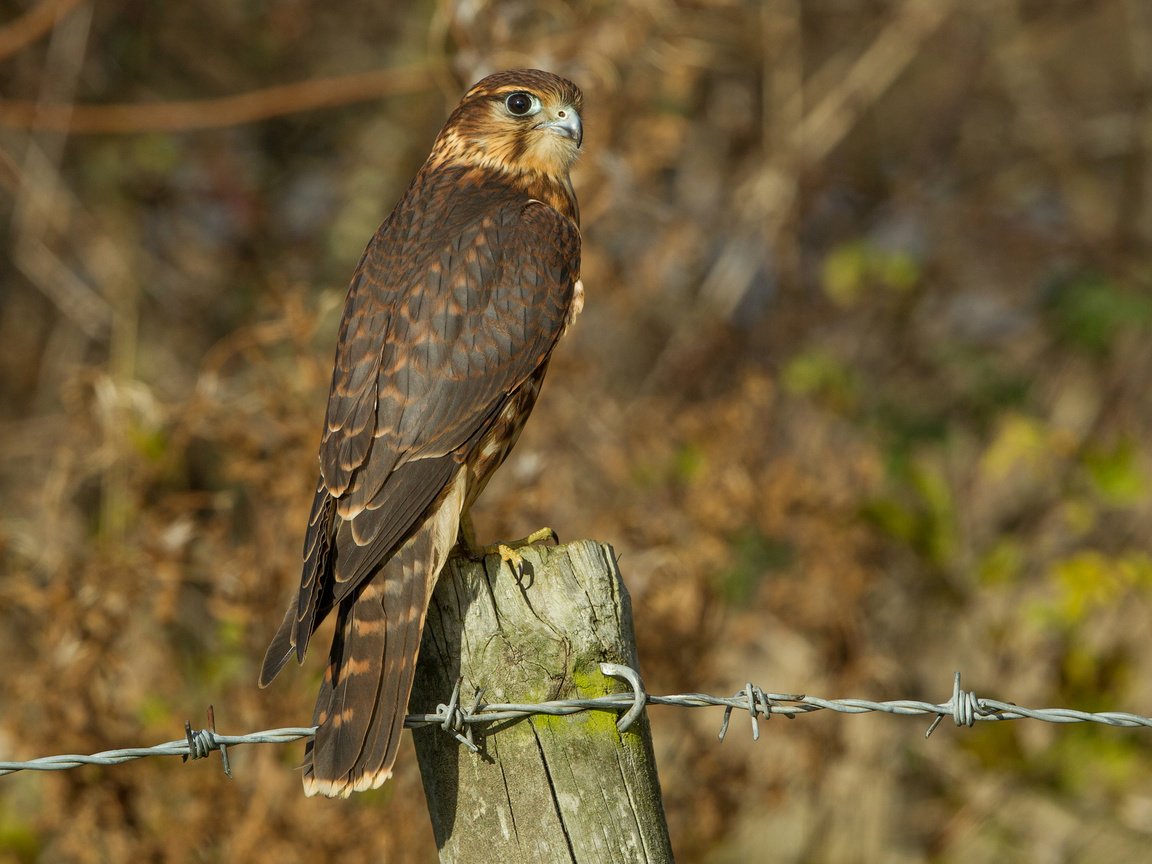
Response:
258,69,584,798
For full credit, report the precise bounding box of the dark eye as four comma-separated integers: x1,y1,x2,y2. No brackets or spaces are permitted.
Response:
505,92,535,116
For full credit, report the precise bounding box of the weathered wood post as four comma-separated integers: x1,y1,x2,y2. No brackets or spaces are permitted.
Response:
411,539,674,863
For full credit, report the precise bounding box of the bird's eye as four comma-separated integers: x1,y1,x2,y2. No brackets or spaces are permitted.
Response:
504,92,537,116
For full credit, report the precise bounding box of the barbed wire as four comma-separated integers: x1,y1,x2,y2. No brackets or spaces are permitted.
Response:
2,665,1150,777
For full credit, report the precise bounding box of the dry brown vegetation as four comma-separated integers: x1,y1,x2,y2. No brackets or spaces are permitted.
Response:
3,0,1152,861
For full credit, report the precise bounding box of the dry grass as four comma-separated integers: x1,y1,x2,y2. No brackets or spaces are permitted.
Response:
2,1,1152,861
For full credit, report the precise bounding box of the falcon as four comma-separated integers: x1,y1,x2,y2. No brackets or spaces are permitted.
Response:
259,69,584,798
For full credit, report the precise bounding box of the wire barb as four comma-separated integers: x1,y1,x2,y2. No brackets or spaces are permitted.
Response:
435,678,480,753
181,705,232,778
718,684,778,742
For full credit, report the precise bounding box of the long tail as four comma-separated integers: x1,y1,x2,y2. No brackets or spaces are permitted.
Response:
301,472,464,798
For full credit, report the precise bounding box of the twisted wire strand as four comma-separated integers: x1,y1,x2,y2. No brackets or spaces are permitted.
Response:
3,668,1149,777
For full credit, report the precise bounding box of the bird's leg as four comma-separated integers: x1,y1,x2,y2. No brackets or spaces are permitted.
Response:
458,511,559,574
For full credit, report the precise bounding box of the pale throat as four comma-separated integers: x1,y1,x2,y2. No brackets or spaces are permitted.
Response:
432,129,579,219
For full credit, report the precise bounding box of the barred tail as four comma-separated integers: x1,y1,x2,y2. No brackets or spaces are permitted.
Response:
301,471,464,798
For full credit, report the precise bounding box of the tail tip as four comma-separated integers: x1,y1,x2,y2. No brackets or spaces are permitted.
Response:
302,767,394,798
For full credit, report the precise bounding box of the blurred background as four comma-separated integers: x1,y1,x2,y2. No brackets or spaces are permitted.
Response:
3,0,1152,860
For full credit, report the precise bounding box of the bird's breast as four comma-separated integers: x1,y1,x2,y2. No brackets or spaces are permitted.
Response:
464,374,547,508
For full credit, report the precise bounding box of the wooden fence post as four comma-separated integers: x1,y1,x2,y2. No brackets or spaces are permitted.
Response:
411,539,674,863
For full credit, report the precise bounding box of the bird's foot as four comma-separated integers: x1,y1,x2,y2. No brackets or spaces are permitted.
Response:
460,525,559,576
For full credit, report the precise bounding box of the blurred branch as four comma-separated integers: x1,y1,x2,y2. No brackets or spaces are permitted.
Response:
695,0,955,322
991,0,1112,244
762,0,803,288
1121,0,1152,248
0,0,86,63
8,0,110,341
0,145,19,193
0,63,433,134
793,0,955,164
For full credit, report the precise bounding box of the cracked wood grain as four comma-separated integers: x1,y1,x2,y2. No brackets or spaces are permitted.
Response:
411,540,674,863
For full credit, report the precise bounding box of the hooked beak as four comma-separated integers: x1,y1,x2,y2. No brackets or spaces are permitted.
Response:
541,108,583,148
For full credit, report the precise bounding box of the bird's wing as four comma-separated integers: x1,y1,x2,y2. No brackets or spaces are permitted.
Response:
260,186,580,681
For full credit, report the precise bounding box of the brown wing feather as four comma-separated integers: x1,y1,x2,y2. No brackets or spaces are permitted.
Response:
331,184,575,522
261,171,580,689
259,479,335,683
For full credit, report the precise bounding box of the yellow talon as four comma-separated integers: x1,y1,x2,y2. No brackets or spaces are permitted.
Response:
492,543,526,573
458,514,558,573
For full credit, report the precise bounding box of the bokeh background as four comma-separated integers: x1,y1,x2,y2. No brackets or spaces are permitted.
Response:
3,0,1152,861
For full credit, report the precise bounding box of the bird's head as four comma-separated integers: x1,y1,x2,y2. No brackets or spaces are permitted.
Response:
432,69,584,180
